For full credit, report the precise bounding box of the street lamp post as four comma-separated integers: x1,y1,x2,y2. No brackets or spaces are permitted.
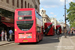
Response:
64,0,67,38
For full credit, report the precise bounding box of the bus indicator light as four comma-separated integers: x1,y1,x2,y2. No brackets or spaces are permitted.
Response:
15,29,17,31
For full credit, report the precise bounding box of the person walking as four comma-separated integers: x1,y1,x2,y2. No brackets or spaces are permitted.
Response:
5,30,7,41
9,29,13,41
1,30,4,41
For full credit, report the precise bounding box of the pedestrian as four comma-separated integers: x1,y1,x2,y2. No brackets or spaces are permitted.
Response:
9,29,13,41
5,30,7,41
72,30,73,35
1,30,4,41
68,31,70,35
43,30,45,34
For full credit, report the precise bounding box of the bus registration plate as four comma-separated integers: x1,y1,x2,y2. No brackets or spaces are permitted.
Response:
23,40,28,42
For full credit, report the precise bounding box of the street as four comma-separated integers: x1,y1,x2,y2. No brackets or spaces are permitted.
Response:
0,0,75,50
0,35,60,50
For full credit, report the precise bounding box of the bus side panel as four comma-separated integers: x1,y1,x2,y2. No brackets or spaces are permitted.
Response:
46,23,53,35
59,28,61,34
56,25,61,34
52,26,55,35
36,16,43,42
47,27,53,35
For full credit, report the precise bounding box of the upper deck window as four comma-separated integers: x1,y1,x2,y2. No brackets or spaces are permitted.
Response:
35,11,42,20
18,11,32,15
24,16,32,19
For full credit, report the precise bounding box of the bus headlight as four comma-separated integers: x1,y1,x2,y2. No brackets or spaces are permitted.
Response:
18,17,23,20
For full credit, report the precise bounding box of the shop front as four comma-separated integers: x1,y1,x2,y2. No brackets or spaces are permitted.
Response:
0,16,14,41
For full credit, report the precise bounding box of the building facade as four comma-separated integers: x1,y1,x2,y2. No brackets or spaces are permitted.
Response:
40,8,51,28
59,22,70,33
51,18,58,29
0,0,40,12
0,0,40,28
0,0,40,41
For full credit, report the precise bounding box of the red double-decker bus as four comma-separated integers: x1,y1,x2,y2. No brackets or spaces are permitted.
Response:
14,8,43,43
56,25,61,35
44,22,55,36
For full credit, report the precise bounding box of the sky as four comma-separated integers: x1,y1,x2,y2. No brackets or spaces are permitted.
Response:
40,0,75,25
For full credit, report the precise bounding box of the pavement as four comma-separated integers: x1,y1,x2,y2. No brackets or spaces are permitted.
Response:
57,34,75,50
0,41,14,46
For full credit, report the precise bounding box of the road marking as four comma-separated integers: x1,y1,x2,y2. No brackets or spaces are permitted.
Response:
56,36,62,50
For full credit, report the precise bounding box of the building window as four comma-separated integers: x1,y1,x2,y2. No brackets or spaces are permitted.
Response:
44,19,45,21
30,5,32,8
28,3,29,8
25,1,26,8
32,6,33,8
35,5,37,9
17,0,19,7
1,0,3,1
6,0,9,3
29,5,31,8
41,10,44,14
12,0,14,6
31,5,32,8
21,0,23,8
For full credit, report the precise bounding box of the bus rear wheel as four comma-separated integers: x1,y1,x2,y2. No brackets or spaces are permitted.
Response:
41,35,43,41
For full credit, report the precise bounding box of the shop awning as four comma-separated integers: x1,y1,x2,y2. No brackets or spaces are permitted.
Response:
2,22,14,27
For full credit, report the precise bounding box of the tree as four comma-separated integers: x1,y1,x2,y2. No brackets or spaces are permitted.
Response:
67,2,75,28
